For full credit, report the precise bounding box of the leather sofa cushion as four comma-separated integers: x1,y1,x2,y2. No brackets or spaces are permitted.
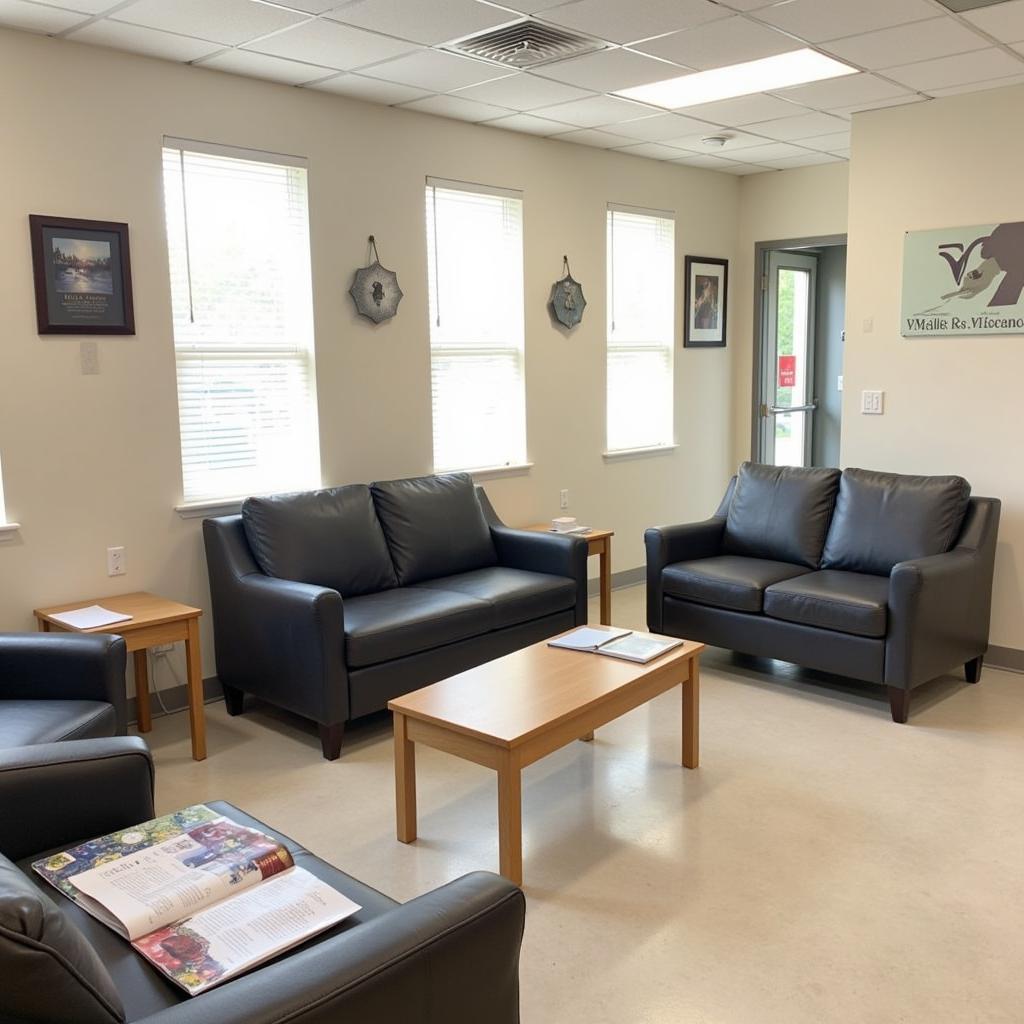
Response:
371,474,497,586
822,468,971,575
14,801,399,1023
0,853,125,1024
722,462,841,568
413,568,576,630
764,570,890,638
242,485,398,598
662,556,811,613
0,700,116,748
343,588,494,668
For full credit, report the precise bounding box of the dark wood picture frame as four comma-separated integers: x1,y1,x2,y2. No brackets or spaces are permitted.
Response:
29,214,135,335
683,254,728,348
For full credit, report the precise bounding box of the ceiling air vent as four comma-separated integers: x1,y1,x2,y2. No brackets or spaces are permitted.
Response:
444,19,608,69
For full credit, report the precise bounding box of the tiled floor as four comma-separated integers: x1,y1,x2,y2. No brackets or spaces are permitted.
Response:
148,585,1024,1023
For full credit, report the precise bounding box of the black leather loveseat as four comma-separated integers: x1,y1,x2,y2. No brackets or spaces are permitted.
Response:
204,473,588,758
0,737,525,1024
646,463,1000,722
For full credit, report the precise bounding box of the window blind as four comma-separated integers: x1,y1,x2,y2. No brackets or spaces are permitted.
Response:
606,206,675,452
425,178,527,473
0,453,8,524
162,140,320,504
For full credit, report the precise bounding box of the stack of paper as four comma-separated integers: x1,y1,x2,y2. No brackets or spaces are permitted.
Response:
48,605,133,629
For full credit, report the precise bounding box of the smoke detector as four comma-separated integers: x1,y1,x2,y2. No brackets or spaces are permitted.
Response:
444,19,608,69
701,135,731,148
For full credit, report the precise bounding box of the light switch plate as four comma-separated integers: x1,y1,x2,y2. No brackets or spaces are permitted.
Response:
80,341,99,375
861,390,884,415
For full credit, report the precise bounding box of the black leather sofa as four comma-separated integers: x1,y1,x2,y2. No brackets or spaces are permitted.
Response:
0,737,525,1024
204,473,588,759
646,463,1000,722
0,632,127,747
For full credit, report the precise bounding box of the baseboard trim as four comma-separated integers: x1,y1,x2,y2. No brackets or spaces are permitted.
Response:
987,645,1024,674
129,675,223,726
588,566,645,598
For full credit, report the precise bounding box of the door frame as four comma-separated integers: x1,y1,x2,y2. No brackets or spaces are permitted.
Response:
750,234,847,461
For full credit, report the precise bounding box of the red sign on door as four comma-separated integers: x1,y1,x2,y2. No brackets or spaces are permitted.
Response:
778,355,796,388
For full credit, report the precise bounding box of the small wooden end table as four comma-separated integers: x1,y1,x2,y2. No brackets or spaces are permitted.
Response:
34,591,207,761
389,631,702,886
525,525,614,625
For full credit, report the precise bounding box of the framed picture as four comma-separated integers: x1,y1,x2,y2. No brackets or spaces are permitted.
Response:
684,255,728,348
29,214,135,335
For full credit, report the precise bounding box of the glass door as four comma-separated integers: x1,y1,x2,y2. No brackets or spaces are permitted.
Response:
758,250,818,467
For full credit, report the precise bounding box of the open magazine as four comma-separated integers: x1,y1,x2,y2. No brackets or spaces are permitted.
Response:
549,625,685,664
33,805,360,996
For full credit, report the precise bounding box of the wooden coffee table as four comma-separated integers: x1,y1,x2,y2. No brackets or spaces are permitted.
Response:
388,631,703,886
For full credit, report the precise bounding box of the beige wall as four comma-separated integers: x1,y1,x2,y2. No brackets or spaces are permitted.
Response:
843,85,1024,649
732,163,850,468
0,29,740,678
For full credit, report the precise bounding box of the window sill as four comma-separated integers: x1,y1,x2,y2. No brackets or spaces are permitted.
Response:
0,522,22,541
465,463,534,481
602,444,678,461
175,498,245,520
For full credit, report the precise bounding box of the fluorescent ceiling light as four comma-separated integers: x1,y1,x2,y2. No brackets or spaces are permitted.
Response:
616,49,857,109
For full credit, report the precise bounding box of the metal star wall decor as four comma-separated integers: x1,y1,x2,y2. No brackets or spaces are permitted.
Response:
349,235,403,324
549,255,586,329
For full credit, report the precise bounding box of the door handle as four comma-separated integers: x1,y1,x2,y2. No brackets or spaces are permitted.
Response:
764,402,818,415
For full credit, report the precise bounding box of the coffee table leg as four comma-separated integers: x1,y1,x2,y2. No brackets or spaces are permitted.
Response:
133,650,152,734
497,750,523,886
683,656,700,769
395,712,417,844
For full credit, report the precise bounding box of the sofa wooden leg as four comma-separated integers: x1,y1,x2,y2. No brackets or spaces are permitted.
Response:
965,656,984,684
222,683,245,716
319,722,344,761
888,686,911,724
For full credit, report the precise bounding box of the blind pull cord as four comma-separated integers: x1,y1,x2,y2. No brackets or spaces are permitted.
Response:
432,185,441,327
610,211,616,334
179,149,196,324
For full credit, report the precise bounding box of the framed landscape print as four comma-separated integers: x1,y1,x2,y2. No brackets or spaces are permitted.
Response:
684,255,728,348
30,214,135,334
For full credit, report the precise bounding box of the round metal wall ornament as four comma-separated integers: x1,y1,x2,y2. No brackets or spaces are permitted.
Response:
549,255,586,329
349,235,403,324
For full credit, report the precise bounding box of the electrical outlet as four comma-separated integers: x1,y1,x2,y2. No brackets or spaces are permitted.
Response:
80,341,100,375
863,317,874,333
107,546,126,576
560,489,569,510
860,390,884,415
152,644,174,655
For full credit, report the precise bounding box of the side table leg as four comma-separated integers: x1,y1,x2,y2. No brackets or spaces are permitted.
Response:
599,539,612,626
394,712,417,843
134,650,152,733
497,751,523,886
185,618,207,761
683,656,700,769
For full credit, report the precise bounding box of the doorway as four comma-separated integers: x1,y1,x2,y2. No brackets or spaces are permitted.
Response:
753,236,847,468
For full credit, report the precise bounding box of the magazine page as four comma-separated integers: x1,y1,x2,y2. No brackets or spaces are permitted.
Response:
133,866,361,995
548,625,631,651
33,806,293,940
595,633,684,664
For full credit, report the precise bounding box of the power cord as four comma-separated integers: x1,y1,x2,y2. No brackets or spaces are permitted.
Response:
147,649,189,717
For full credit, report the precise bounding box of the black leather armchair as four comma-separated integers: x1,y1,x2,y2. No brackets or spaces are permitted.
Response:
0,738,526,1024
0,632,127,748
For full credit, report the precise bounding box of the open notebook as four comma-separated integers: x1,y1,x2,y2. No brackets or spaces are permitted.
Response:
548,626,684,664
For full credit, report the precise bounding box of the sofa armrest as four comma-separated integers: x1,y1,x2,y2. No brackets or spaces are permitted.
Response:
644,519,725,632
204,516,348,726
492,526,589,625
0,633,128,734
0,737,154,861
140,872,525,1024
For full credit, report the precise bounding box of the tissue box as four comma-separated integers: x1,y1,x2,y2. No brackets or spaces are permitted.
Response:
551,517,577,533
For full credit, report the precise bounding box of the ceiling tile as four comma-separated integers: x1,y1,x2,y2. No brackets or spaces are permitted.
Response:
885,47,1024,91
196,48,330,84
713,0,781,10
244,18,415,69
399,93,513,121
670,152,740,167
774,72,914,109
710,162,773,175
635,16,800,70
675,92,811,124
0,0,86,33
963,0,1024,44
326,0,517,46
306,72,432,103
831,93,928,115
666,128,774,152
728,141,815,162
767,152,844,168
604,111,717,140
536,0,728,45
276,0,345,11
32,0,122,13
928,71,1024,96
752,0,936,43
534,47,683,92
748,111,848,140
532,93,653,127
115,0,308,46
551,127,637,148
359,49,513,91
482,112,574,135
614,141,690,160
800,130,851,151
452,73,594,110
822,17,988,71
484,0,555,11
68,20,223,61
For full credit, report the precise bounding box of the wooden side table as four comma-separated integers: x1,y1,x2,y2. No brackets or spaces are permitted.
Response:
34,591,207,761
525,525,614,625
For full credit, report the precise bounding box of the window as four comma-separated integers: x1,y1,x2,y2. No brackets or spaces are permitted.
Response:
606,205,675,452
162,139,320,505
0,452,8,524
426,178,526,473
